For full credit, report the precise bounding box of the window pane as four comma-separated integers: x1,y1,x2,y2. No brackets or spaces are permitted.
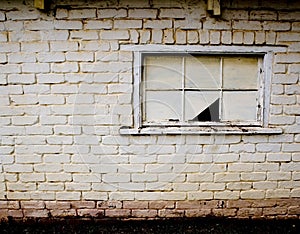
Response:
144,91,182,122
185,91,220,122
222,91,258,121
144,56,182,90
185,56,220,89
223,57,258,89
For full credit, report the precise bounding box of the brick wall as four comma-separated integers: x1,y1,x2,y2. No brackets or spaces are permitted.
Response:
0,0,299,219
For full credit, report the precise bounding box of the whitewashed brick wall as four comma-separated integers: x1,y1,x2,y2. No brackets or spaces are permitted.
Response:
0,0,299,217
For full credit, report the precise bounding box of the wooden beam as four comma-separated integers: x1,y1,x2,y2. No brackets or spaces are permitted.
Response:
207,0,221,16
34,0,45,10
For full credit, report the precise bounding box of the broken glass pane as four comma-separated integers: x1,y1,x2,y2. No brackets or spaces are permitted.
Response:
222,91,258,121
144,91,182,122
185,91,220,122
185,56,220,89
144,56,182,90
223,57,259,90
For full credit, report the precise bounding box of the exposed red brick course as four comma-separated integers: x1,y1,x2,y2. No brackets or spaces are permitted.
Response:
0,199,299,220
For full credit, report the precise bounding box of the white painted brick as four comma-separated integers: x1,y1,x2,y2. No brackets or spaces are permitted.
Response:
264,22,291,31
70,30,98,40
213,154,239,163
129,9,157,19
266,189,290,198
203,145,228,154
22,63,49,73
233,20,262,30
54,20,83,30
228,163,253,172
161,192,186,200
12,116,38,125
200,183,225,191
135,192,161,200
255,31,265,44
210,31,220,44
25,126,53,135
256,143,281,152
267,153,291,162
267,172,291,181
227,182,252,190
241,172,266,181
266,31,276,44
174,30,185,44
8,74,35,84
250,10,277,21
4,164,33,173
199,164,226,173
215,173,240,182
46,136,72,145
8,53,36,63
240,190,265,199
37,52,65,63
254,163,279,172
6,10,39,20
63,165,89,173
253,181,277,189
69,9,96,19
199,30,209,44
72,174,101,183
0,64,21,74
41,30,69,41
11,94,38,105
0,53,6,63
244,32,254,44
20,173,45,182
85,20,113,29
39,95,65,105
204,18,231,30
97,9,127,19
83,192,108,200
0,42,20,52
230,144,255,153
39,183,64,191
232,31,243,44
56,192,81,201
50,41,78,52
188,192,213,200
281,162,300,172
100,30,129,40
114,20,142,29
0,11,5,21
214,191,239,199
174,20,200,29
66,52,94,62
24,21,54,30
151,29,163,43
103,174,130,183
51,62,79,73
144,20,172,29
110,192,135,200
139,29,151,43
21,42,49,52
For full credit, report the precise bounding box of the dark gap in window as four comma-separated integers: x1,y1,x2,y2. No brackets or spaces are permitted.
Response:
191,99,220,122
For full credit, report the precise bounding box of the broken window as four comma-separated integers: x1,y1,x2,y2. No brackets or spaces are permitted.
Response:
142,54,262,126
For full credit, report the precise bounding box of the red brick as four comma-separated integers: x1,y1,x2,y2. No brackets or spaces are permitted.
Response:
237,208,263,217
71,201,96,209
149,201,175,209
0,201,20,209
21,201,45,209
176,201,201,209
123,201,148,209
251,200,276,208
8,210,23,218
105,209,131,217
185,209,212,217
0,209,8,218
263,207,287,216
97,201,122,209
158,209,184,218
132,209,157,218
50,209,77,217
288,206,300,215
24,209,49,218
276,199,300,207
212,208,237,217
45,201,71,209
199,201,220,209
227,200,252,208
77,209,104,217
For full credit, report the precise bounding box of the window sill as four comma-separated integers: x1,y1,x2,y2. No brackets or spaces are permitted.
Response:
119,126,282,135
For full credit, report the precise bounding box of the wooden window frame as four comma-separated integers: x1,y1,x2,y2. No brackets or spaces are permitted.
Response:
120,45,286,135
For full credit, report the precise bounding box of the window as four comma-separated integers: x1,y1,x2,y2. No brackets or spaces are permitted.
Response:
142,54,262,126
120,45,285,135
